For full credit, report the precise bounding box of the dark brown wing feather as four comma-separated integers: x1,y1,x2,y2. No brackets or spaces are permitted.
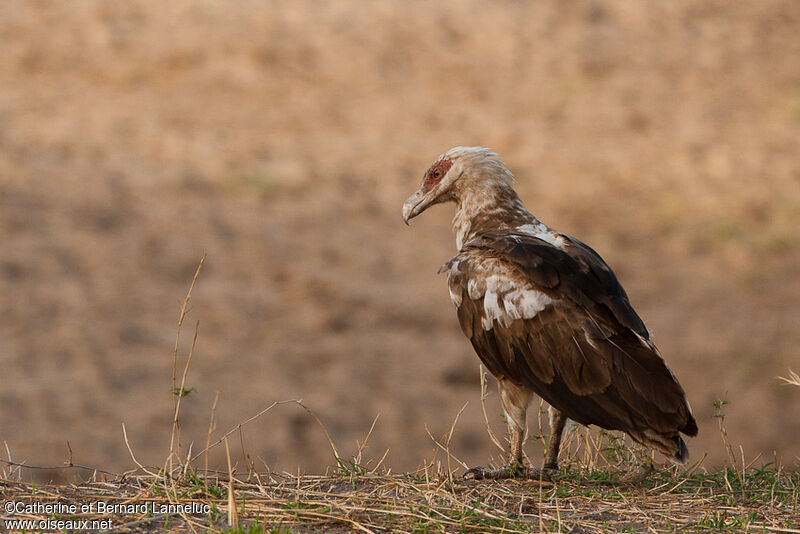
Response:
445,233,697,439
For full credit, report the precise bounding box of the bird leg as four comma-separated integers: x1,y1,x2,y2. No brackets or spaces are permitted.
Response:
544,406,567,470
465,425,529,479
465,380,535,480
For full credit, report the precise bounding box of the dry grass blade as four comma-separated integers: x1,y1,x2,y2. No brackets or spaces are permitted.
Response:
2,465,798,533
224,437,238,529
122,423,158,478
425,402,471,487
778,369,800,387
204,390,220,491
167,253,206,473
166,319,201,474
479,365,506,454
188,399,300,465
354,414,380,468
296,400,343,464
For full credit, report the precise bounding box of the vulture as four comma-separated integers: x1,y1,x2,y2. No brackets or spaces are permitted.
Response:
402,147,697,479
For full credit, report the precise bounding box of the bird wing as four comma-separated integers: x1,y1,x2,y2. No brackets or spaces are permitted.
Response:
441,233,697,437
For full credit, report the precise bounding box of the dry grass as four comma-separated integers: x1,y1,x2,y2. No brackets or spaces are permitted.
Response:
2,443,799,533
778,371,800,389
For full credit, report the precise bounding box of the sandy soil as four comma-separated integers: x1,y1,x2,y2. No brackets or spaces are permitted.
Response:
1,0,799,481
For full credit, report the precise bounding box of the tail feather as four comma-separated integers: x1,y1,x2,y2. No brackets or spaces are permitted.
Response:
682,414,699,437
672,436,690,465
629,431,691,465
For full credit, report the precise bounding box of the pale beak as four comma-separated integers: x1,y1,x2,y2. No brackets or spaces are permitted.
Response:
402,189,431,225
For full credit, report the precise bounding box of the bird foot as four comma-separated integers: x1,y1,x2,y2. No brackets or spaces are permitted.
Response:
464,463,555,480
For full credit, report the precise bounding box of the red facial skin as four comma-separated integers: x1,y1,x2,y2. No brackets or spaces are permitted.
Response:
422,159,453,190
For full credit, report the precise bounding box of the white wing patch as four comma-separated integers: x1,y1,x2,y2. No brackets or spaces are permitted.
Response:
467,278,484,300
443,256,558,330
499,289,555,326
480,274,556,330
516,223,567,249
444,260,463,305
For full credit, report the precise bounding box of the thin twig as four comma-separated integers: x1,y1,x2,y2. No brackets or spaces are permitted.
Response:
122,423,160,477
0,459,122,478
778,369,800,387
204,390,220,491
187,399,302,466
166,319,201,474
168,253,206,473
478,365,506,453
225,437,238,529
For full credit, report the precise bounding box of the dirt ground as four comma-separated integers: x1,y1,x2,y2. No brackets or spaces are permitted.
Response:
1,1,799,481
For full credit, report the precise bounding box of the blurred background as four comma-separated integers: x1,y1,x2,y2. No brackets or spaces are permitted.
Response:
1,0,799,481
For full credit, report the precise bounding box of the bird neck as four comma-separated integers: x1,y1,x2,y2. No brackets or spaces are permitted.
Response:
452,184,536,250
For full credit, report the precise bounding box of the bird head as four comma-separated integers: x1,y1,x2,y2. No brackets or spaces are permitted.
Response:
402,146,513,224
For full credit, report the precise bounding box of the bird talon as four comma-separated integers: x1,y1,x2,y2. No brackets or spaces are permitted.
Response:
464,464,532,480
463,466,487,480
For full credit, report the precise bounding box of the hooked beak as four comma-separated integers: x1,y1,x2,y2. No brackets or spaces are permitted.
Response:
402,189,433,225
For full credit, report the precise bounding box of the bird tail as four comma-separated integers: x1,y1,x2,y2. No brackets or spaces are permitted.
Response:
628,431,691,466
671,436,690,466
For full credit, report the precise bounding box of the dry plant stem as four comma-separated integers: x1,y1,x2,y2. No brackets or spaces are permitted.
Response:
122,423,159,478
479,365,506,453
187,399,301,467
425,418,470,471
4,441,19,481
204,390,220,492
537,398,545,441
0,458,121,479
225,437,238,529
3,408,798,532
165,319,200,475
444,402,470,490
182,442,194,478
778,369,800,387
3,465,798,534
238,425,251,480
354,413,380,467
296,400,343,463
716,404,746,498
167,473,201,534
167,253,205,474
745,451,764,472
